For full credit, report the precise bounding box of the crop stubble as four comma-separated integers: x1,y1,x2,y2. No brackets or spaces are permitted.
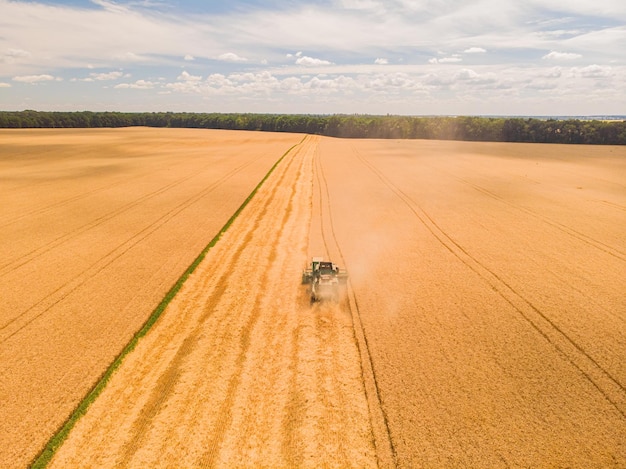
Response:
0,128,303,468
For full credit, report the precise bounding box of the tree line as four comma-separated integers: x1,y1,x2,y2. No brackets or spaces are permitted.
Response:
1,110,625,145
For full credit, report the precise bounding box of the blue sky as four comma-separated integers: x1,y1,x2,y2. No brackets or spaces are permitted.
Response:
1,0,624,115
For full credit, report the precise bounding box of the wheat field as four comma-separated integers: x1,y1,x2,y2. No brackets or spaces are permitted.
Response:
1,129,624,467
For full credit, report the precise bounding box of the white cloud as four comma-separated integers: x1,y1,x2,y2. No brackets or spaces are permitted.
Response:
455,68,480,80
304,76,344,93
578,64,612,78
280,76,303,93
543,66,562,78
178,70,202,81
2,48,31,65
375,58,388,64
90,0,129,14
464,47,486,53
565,26,626,53
535,29,584,39
6,48,30,57
91,71,124,80
12,74,56,83
184,54,195,61
0,82,11,88
166,81,203,94
5,48,31,58
113,52,146,62
525,80,558,91
295,55,333,66
114,79,156,89
429,57,462,64
72,71,124,82
525,0,626,18
217,52,247,62
360,72,422,93
542,51,582,60
205,73,231,87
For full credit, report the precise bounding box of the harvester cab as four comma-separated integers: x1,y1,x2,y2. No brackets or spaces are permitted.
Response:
302,257,348,303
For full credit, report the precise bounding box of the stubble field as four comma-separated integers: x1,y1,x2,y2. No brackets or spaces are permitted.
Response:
1,129,625,467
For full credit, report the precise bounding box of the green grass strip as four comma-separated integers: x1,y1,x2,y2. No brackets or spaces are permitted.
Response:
30,137,305,469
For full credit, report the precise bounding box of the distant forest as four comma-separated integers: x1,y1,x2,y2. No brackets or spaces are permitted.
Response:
1,110,625,145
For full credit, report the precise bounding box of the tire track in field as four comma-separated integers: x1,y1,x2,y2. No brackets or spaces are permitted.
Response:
313,144,396,467
457,176,626,261
313,143,332,260
411,157,626,262
0,162,170,229
0,131,218,226
597,199,626,212
503,148,626,191
192,136,375,467
416,158,625,321
0,153,264,343
559,166,626,191
541,263,625,325
0,154,259,276
350,144,626,421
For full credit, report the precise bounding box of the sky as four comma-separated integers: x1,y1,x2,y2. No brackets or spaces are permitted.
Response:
0,0,625,115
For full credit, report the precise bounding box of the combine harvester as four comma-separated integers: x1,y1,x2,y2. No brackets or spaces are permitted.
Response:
302,257,348,303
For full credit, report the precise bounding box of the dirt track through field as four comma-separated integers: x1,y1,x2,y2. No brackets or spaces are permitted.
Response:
49,135,381,467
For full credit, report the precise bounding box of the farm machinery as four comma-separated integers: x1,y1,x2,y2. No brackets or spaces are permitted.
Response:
301,257,348,303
